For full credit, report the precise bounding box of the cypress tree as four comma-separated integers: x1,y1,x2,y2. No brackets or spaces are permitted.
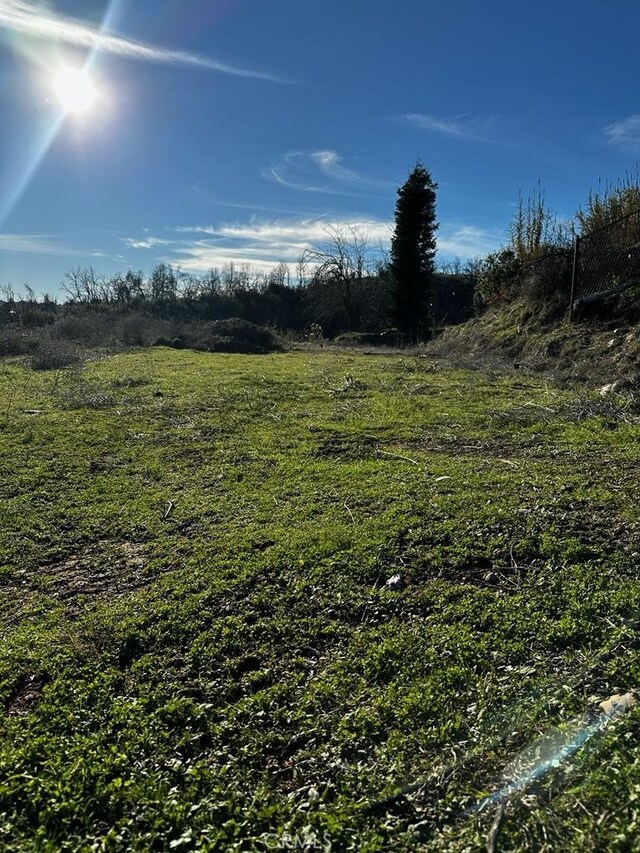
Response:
390,163,438,342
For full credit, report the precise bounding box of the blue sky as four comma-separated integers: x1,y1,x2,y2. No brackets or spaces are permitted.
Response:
1,0,639,295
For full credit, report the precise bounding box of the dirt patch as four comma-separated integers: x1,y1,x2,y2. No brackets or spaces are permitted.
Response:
0,580,40,631
311,431,378,461
6,674,47,716
41,542,149,611
2,542,154,625
400,433,578,463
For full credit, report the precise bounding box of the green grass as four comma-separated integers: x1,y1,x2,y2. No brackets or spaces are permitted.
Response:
2,349,640,850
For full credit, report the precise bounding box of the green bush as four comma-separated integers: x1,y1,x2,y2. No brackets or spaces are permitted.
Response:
151,335,185,350
118,316,148,347
510,184,572,261
474,249,522,310
520,250,573,304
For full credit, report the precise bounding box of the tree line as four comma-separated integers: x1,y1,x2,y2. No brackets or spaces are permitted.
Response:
1,164,477,341
6,165,640,347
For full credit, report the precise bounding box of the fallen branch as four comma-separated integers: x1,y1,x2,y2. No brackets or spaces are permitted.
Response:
486,803,504,853
573,277,640,310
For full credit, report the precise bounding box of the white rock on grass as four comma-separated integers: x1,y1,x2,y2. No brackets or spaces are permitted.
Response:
602,377,637,395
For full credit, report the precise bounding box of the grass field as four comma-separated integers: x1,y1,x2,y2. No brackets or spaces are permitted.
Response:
2,348,640,851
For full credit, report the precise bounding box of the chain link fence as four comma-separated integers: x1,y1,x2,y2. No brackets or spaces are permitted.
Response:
570,208,640,317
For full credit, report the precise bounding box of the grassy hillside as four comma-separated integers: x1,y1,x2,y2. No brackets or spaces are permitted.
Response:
430,300,640,386
2,350,640,850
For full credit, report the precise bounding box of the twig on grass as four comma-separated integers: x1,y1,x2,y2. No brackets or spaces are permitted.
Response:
486,803,504,853
375,448,420,466
496,458,520,468
3,385,15,428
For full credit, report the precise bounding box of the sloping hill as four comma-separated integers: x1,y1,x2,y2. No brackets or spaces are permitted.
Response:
429,299,640,387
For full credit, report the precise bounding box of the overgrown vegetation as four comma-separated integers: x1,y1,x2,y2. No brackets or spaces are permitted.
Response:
0,248,476,362
474,173,640,323
2,349,640,849
152,318,282,354
576,170,640,236
5,171,640,364
509,182,572,261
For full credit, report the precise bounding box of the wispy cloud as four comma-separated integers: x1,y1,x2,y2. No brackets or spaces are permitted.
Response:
177,218,392,246
396,113,499,142
0,0,285,82
438,224,504,258
191,185,322,218
122,216,392,273
121,216,499,273
266,150,393,196
0,232,92,256
603,115,640,151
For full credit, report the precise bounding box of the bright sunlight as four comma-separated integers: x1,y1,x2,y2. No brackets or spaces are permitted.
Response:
53,66,98,114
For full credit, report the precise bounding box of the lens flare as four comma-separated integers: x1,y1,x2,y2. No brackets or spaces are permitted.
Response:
53,66,98,114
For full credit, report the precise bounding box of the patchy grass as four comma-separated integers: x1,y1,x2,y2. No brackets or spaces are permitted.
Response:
1,350,640,850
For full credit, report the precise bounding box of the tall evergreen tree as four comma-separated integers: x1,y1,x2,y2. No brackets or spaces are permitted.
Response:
390,163,438,342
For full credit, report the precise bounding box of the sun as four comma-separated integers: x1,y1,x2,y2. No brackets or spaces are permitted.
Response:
53,66,98,114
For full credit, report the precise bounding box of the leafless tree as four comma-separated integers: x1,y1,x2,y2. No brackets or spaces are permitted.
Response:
0,283,15,303
62,267,105,303
302,223,381,330
268,262,290,289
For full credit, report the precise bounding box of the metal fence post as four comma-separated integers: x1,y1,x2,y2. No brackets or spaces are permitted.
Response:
568,234,580,322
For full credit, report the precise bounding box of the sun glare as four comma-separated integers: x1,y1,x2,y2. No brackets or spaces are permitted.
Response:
54,67,98,114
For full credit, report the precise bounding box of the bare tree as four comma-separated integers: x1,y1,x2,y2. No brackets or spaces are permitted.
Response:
149,263,178,301
302,223,381,330
193,268,220,297
62,267,105,303
0,283,16,304
268,262,290,290
179,272,203,301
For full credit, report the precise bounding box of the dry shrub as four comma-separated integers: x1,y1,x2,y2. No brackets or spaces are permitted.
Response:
30,340,82,371
194,318,282,354
0,328,39,356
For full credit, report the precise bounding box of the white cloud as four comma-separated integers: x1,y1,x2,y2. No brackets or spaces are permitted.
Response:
267,150,393,195
1,219,501,275
0,0,284,82
122,216,500,276
603,115,640,150
191,188,321,218
397,113,498,141
163,248,298,275
168,217,392,272
179,218,392,245
122,237,172,249
311,150,339,170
